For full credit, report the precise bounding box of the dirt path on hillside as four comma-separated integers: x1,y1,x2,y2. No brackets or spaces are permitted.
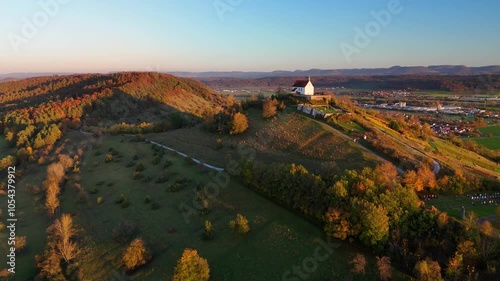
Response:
302,114,405,174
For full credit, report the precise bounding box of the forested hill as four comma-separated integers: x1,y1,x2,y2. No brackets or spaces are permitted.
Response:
0,72,229,116
0,73,231,162
198,75,500,93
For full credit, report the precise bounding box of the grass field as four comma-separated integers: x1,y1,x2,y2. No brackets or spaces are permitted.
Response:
51,134,407,280
470,137,500,150
0,156,52,278
468,125,500,150
426,195,497,219
479,125,500,137
426,195,499,235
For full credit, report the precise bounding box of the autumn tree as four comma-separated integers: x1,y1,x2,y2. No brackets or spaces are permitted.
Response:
35,249,65,281
15,236,27,252
43,162,65,216
463,212,477,233
262,98,278,118
356,200,389,245
403,170,424,191
50,214,79,263
414,258,442,281
446,252,464,279
123,238,152,271
173,248,210,281
230,112,248,135
229,214,250,235
324,208,350,240
373,162,398,189
203,220,214,240
417,164,437,190
350,253,367,275
376,256,392,281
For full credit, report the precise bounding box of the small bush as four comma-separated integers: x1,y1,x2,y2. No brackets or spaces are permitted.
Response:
164,160,173,168
115,194,125,204
121,200,130,208
133,171,142,180
107,182,115,187
229,214,250,235
152,157,161,165
185,157,196,166
112,221,137,244
105,154,113,163
89,187,98,194
96,181,105,186
15,236,27,252
215,138,223,150
151,202,160,210
156,173,168,184
144,196,151,204
133,155,139,160
143,176,152,183
203,220,214,240
126,161,135,168
135,162,145,172
97,196,103,204
166,183,184,192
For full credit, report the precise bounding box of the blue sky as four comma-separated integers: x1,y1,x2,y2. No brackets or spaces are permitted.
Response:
1,0,499,73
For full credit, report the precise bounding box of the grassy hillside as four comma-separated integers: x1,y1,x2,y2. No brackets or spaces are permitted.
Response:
1,132,408,280
148,108,382,175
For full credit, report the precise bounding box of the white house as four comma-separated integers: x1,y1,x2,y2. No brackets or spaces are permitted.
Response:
292,76,314,96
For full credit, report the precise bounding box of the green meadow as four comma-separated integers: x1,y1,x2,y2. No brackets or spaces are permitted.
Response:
470,125,500,150
9,133,404,280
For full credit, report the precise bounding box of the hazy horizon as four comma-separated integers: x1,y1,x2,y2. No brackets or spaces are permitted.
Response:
1,0,500,73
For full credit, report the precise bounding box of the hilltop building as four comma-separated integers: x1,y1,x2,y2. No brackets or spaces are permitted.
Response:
292,76,314,96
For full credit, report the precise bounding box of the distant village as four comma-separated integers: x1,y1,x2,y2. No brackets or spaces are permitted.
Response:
361,102,493,117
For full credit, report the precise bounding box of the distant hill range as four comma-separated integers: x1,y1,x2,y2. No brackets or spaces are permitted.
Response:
168,65,500,78
2,66,500,81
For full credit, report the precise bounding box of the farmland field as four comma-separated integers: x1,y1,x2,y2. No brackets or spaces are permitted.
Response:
470,125,500,150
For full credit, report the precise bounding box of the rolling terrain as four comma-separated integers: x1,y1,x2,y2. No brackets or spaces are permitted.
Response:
0,73,498,280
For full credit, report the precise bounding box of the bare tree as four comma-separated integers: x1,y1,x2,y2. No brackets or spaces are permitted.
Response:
50,214,79,262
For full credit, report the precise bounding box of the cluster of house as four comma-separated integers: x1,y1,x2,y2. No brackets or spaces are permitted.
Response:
430,122,474,135
362,102,488,117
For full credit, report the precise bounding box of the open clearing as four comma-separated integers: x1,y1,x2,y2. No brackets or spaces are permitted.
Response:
56,134,407,280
